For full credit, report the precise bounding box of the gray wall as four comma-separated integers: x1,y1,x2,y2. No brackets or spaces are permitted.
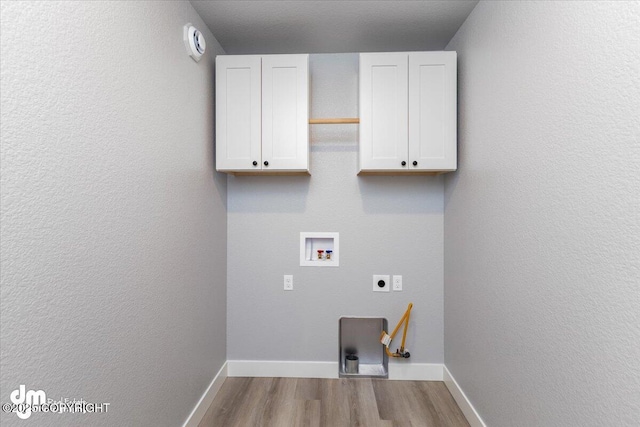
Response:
444,2,640,426
227,54,445,363
0,2,226,426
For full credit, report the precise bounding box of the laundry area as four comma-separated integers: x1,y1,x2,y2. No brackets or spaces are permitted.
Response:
2,2,638,427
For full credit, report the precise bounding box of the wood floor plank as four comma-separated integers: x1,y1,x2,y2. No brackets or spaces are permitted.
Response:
295,377,322,400
373,379,442,426
319,379,351,427
347,379,376,426
347,379,394,427
403,381,442,426
198,377,251,427
200,377,470,427
372,379,412,422
199,377,274,427
227,377,274,427
421,381,471,427
292,399,321,427
257,377,298,426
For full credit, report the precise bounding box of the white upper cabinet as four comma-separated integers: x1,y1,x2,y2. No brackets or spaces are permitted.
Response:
408,52,457,172
216,54,309,173
216,55,262,171
261,55,309,171
359,53,408,171
359,51,457,173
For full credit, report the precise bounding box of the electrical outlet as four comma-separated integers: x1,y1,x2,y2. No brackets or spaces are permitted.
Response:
373,275,390,292
393,275,402,291
284,275,293,291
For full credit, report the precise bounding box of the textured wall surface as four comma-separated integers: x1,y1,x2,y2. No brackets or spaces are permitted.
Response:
444,2,640,426
227,54,445,363
0,2,227,426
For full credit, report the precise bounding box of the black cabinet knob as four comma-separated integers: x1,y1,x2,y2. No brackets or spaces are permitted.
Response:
401,161,406,166
252,161,258,166
412,161,418,166
263,161,269,166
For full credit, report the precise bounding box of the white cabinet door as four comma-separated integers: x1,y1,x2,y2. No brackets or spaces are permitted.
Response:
262,54,309,171
409,52,457,171
216,55,262,171
359,53,409,172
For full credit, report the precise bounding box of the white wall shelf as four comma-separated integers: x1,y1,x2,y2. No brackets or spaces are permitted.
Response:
300,232,339,267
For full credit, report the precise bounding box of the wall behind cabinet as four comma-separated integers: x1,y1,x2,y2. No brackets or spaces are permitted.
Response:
227,54,445,363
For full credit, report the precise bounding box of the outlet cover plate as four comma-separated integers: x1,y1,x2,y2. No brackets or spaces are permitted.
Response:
373,275,390,292
392,275,402,291
284,275,293,291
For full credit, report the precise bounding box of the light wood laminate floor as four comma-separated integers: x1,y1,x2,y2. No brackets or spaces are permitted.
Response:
199,378,470,427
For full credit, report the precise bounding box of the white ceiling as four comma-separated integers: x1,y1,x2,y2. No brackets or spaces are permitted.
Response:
190,1,478,54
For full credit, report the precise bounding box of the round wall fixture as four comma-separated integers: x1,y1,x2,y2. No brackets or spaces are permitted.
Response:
183,24,206,62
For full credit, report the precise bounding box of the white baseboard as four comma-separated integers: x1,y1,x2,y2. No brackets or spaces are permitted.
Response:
182,361,228,427
227,360,444,381
388,361,443,380
228,360,338,378
443,365,486,427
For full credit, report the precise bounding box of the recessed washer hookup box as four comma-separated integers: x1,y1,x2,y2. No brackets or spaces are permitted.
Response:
339,317,388,378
